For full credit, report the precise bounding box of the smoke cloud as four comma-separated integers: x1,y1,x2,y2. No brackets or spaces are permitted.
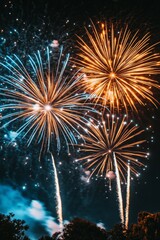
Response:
0,184,62,239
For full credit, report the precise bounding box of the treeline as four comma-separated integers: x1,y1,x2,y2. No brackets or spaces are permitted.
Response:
0,211,160,240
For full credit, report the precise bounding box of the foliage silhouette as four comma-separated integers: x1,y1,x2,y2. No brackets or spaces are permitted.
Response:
0,212,29,240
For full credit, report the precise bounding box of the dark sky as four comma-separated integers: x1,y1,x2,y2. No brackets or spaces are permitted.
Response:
0,0,160,238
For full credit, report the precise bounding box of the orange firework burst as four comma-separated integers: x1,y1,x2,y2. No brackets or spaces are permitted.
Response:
78,114,147,181
76,22,160,112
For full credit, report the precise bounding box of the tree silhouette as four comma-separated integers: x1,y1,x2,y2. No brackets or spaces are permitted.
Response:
128,212,160,240
107,224,126,240
62,218,108,240
1,211,160,239
0,212,29,240
39,236,54,240
52,232,63,240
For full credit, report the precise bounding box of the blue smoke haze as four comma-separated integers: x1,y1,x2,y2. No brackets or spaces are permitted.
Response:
0,184,61,239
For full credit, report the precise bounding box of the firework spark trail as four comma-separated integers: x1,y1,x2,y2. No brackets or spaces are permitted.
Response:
51,153,63,228
125,165,131,229
113,152,124,224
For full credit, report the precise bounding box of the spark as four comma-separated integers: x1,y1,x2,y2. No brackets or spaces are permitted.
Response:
51,153,63,227
76,22,160,112
113,152,124,224
125,164,131,229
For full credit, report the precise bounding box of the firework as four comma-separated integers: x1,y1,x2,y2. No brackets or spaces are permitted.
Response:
77,114,147,223
0,47,97,226
113,152,124,224
78,114,147,181
76,22,160,112
125,165,131,229
0,47,96,152
51,153,63,227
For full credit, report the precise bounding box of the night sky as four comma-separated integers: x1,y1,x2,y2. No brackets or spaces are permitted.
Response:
0,0,160,239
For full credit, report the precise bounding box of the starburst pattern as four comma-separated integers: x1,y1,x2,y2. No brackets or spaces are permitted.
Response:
78,114,147,181
76,22,160,112
0,48,96,152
